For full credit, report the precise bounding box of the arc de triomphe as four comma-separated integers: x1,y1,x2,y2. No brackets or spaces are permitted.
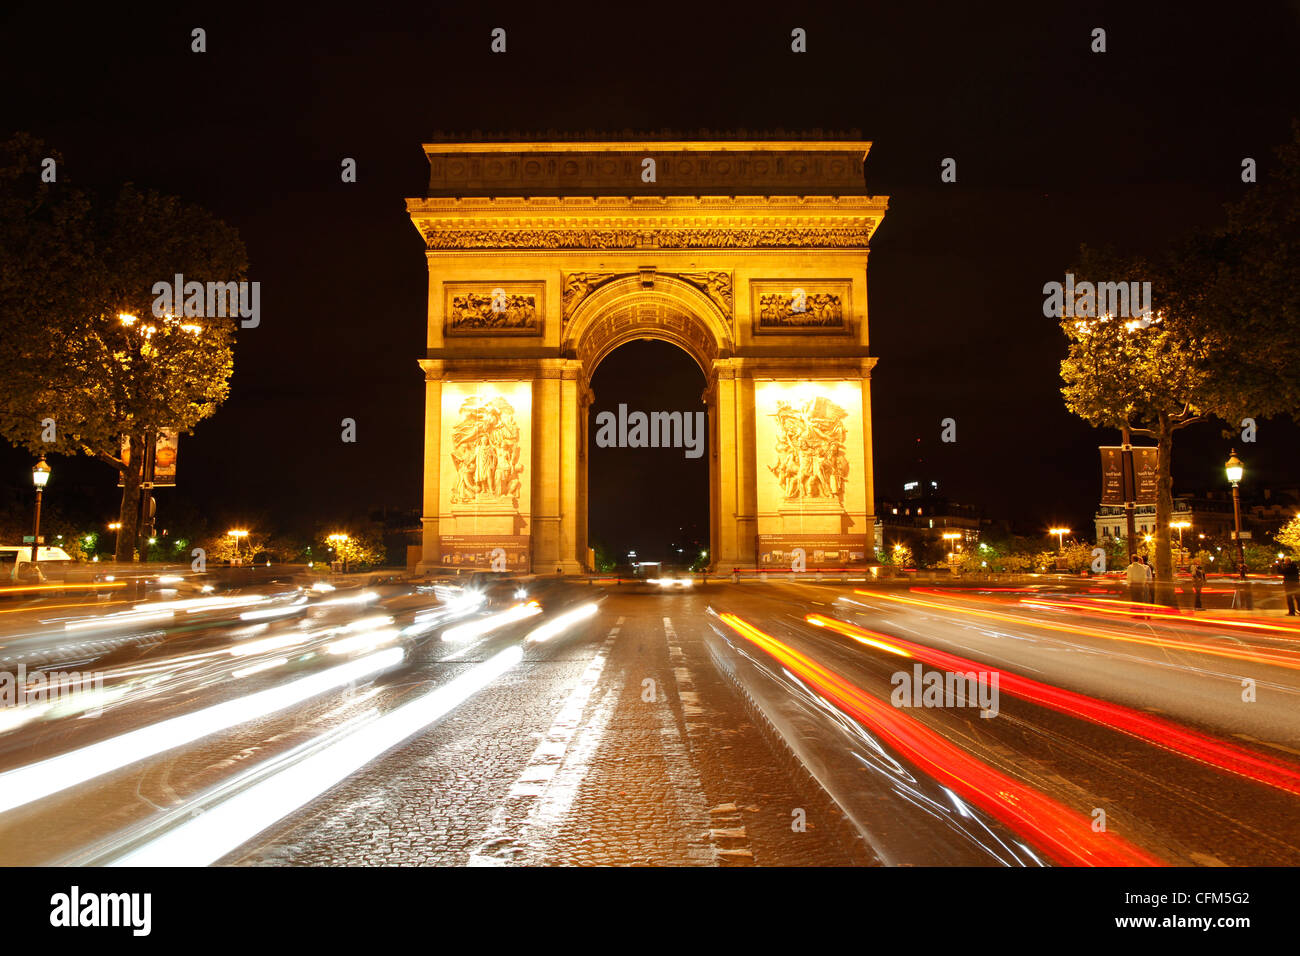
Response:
407,138,888,573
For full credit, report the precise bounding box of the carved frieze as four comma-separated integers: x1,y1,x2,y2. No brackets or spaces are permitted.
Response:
561,270,734,321
678,271,733,316
750,280,853,334
769,396,850,501
444,282,544,335
562,272,616,319
422,227,873,251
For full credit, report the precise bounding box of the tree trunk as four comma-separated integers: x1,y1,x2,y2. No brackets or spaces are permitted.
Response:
114,436,144,562
1154,415,1178,607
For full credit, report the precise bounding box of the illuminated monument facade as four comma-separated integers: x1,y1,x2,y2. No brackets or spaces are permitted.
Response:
408,137,888,572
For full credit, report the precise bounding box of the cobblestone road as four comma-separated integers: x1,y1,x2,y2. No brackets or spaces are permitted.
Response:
230,590,868,866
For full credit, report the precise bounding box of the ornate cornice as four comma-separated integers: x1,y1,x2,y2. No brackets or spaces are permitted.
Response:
417,226,874,251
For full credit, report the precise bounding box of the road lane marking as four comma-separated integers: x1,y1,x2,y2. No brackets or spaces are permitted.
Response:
468,628,619,864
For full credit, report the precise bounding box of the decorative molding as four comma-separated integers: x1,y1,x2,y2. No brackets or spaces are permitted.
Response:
750,280,853,334
422,226,873,251
562,272,616,319
561,269,732,322
443,281,544,336
677,271,733,317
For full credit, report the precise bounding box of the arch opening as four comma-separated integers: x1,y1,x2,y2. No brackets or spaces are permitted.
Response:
584,339,710,572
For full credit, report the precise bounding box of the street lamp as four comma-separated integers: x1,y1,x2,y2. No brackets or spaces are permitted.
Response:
941,531,961,561
1049,527,1070,554
1225,449,1246,581
1170,520,1191,548
227,528,249,566
327,533,351,573
30,457,50,565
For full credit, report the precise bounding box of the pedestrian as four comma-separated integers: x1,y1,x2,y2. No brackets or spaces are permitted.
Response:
1190,560,1206,611
1124,554,1146,607
1140,555,1155,603
1282,557,1300,616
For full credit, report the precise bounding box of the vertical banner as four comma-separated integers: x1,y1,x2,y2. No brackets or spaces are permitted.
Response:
1133,447,1158,504
1100,445,1157,505
1099,447,1124,505
118,430,180,487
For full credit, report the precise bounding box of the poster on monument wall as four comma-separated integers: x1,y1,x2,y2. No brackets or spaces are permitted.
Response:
438,381,532,571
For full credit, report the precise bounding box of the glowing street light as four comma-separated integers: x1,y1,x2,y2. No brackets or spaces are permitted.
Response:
941,531,961,561
327,533,351,573
29,457,51,566
1049,527,1070,554
228,528,249,566
1170,520,1191,548
1225,450,1246,582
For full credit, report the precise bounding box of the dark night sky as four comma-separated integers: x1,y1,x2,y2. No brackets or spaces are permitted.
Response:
2,2,1297,548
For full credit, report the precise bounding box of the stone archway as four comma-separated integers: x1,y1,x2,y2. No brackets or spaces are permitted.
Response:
566,274,734,569
408,137,888,574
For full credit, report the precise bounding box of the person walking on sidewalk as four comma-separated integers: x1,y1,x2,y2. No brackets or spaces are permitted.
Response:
1125,555,1147,607
1140,554,1155,604
1190,559,1206,611
1282,557,1300,616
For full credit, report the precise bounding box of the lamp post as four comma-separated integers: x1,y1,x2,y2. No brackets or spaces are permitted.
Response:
30,458,51,565
1225,450,1246,580
1049,527,1070,554
1170,520,1190,548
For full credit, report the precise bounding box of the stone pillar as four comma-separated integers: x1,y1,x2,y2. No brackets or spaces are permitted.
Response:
705,377,720,570
558,362,582,573
713,360,741,570
576,379,594,570
735,370,758,566
532,371,561,573
417,360,443,571
861,357,879,540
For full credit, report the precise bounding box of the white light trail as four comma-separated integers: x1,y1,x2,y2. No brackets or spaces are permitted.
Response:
525,603,599,644
0,648,403,815
109,644,524,866
440,602,540,643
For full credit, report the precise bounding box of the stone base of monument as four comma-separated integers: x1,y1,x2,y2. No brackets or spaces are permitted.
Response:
450,497,521,536
778,497,848,534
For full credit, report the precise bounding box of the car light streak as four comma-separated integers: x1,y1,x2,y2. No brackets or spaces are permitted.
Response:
858,591,1300,672
63,609,175,631
1020,597,1300,637
718,612,1164,866
0,648,403,815
441,601,541,642
525,602,599,643
0,583,126,596
108,644,524,866
231,657,289,679
809,613,1300,797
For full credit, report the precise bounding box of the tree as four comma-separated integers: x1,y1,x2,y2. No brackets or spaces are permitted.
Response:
1060,246,1213,604
201,531,262,566
0,135,248,561
1277,515,1300,558
320,528,388,571
1179,123,1300,423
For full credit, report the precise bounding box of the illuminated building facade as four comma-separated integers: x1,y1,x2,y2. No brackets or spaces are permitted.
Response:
408,137,888,571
